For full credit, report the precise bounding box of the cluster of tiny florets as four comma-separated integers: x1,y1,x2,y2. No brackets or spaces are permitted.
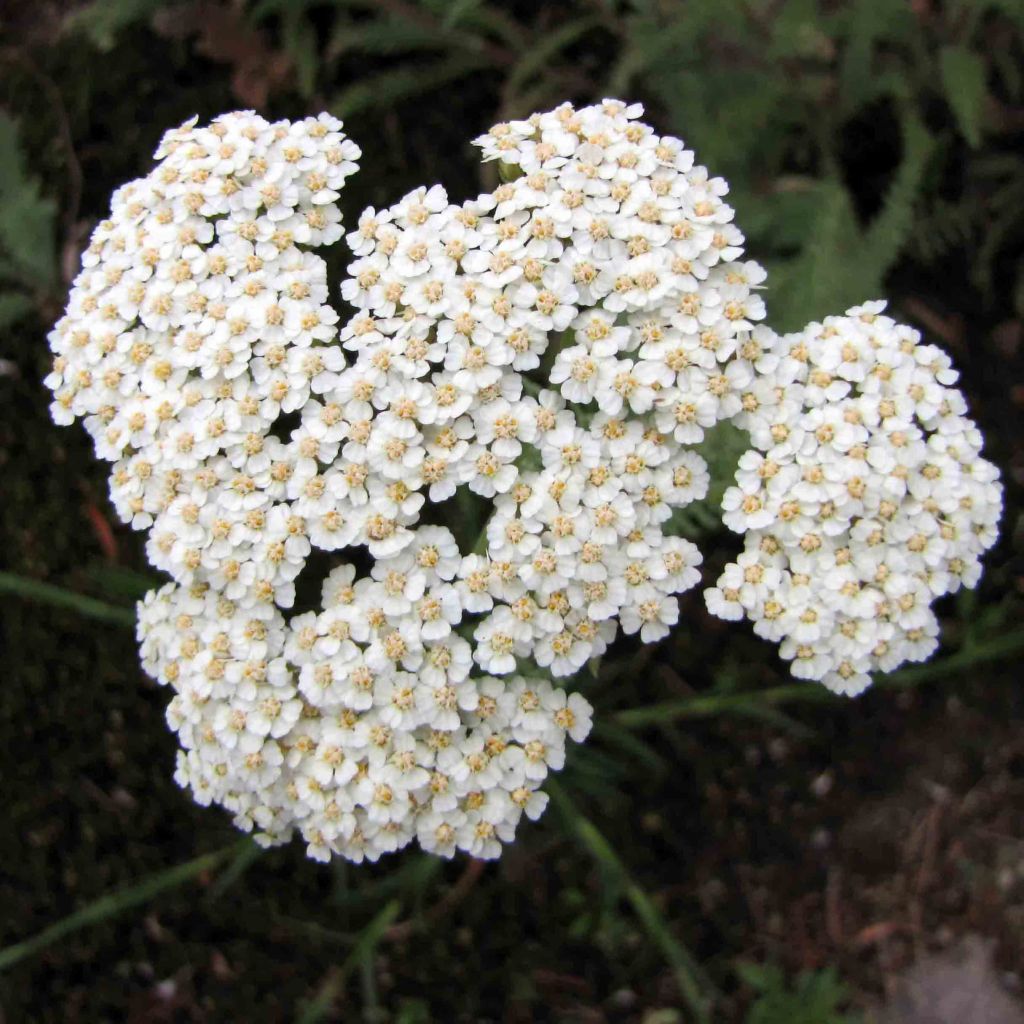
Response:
45,100,1001,864
46,108,592,863
46,111,357,536
51,99,769,862
340,97,767,669
705,302,1003,695
139,577,590,860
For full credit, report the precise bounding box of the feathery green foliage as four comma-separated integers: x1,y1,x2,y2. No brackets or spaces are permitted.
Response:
739,963,859,1024
0,112,57,311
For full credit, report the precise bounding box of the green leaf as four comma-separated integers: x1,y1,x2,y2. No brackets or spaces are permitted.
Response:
0,113,57,289
767,0,830,61
736,961,778,991
861,110,933,270
615,685,827,729
327,852,439,911
835,0,915,114
504,16,602,107
282,10,319,98
0,840,248,971
442,0,483,29
939,45,988,147
81,563,162,601
592,721,672,776
878,627,1024,688
951,0,1024,38
768,179,863,331
614,627,1024,729
743,964,857,1023
394,999,431,1024
332,18,466,56
770,107,932,330
990,0,1024,32
203,839,264,903
249,0,313,16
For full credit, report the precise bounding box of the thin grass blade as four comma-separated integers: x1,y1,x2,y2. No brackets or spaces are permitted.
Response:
0,839,249,971
0,571,136,628
297,899,401,1024
548,781,715,1023
204,838,264,904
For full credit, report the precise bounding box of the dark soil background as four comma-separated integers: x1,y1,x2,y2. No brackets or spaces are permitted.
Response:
1,2,1022,1021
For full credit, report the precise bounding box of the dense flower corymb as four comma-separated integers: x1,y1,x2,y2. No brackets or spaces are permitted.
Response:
44,99,1001,864
47,99,771,862
706,302,1002,695
338,97,767,678
139,577,589,860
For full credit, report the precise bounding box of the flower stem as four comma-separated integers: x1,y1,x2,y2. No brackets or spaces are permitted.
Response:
547,779,716,1022
0,570,136,628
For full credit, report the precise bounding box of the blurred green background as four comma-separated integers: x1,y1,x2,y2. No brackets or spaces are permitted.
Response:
1,1,1023,1021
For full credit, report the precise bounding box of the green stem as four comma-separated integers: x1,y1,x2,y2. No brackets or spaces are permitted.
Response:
881,627,1024,686
0,571,136,628
547,780,715,1022
614,628,1024,730
471,516,491,556
296,899,401,1024
0,839,249,971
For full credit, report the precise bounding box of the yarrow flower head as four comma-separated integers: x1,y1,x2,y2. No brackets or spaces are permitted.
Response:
44,100,1000,864
48,100,758,862
706,302,1003,695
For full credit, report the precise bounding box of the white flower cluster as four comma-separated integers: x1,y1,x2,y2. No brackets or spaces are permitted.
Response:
45,99,1001,864
45,109,358,547
50,98,770,862
44,109,589,862
339,97,767,667
706,303,1003,695
138,577,590,861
